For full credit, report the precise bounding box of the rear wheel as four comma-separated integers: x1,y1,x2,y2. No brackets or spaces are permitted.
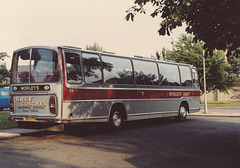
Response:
175,104,188,121
110,108,124,130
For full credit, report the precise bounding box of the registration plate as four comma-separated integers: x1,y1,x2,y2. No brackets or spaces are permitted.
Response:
24,117,36,122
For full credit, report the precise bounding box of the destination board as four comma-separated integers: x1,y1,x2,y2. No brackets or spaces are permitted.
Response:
12,85,50,91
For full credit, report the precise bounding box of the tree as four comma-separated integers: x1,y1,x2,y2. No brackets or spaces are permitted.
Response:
85,42,104,51
227,49,240,77
126,0,240,57
0,52,10,86
226,48,240,98
161,34,237,93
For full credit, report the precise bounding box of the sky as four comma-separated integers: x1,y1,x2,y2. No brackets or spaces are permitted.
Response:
0,0,186,69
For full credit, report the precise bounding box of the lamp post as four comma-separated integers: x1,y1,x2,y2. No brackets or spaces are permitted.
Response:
203,50,208,114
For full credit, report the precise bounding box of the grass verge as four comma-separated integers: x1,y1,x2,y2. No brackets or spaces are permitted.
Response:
0,111,17,130
201,101,240,107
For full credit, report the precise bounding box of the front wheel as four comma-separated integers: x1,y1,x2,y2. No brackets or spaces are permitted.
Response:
110,109,124,130
175,104,188,121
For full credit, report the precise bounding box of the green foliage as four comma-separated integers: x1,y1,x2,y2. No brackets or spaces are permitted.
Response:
0,52,10,86
0,112,17,130
156,51,161,60
0,52,8,61
227,48,240,98
85,42,104,51
200,101,240,107
227,49,240,78
162,34,237,93
126,0,240,57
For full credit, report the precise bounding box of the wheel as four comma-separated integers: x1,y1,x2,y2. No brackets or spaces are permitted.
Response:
175,104,188,121
110,108,124,130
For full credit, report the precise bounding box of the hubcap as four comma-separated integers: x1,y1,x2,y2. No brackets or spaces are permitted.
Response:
180,106,187,117
112,112,121,127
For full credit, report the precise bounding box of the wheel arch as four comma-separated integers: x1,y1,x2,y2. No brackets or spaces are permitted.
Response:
108,102,127,121
180,101,189,113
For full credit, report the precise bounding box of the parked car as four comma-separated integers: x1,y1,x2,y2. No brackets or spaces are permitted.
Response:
0,87,9,111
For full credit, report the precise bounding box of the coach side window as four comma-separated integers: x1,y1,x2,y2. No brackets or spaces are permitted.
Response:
179,66,192,87
192,68,199,87
158,63,180,86
133,60,159,85
101,56,133,84
65,52,82,84
82,53,102,84
65,51,82,84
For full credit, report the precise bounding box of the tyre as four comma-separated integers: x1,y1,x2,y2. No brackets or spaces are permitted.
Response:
175,103,188,121
109,108,125,130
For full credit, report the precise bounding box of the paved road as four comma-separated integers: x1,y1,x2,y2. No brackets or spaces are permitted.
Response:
0,116,240,168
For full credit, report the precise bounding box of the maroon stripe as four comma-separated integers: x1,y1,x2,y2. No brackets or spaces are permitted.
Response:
63,87,200,101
